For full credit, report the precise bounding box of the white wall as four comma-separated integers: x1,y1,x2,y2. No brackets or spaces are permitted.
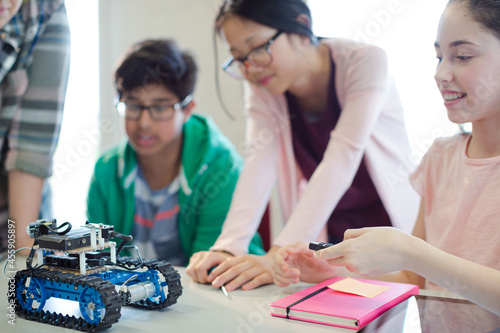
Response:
98,0,247,153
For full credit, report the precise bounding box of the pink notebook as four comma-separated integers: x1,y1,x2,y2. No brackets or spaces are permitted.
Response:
270,276,419,330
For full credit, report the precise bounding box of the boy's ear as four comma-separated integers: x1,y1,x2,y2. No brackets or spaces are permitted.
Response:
182,98,196,122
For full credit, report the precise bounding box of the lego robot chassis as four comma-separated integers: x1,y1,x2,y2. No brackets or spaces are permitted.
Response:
7,220,182,332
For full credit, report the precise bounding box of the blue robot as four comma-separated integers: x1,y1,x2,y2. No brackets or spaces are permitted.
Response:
9,219,182,332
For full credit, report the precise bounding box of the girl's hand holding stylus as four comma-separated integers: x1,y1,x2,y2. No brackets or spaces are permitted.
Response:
314,227,414,277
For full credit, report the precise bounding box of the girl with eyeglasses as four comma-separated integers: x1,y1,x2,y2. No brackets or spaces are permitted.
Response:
186,0,419,291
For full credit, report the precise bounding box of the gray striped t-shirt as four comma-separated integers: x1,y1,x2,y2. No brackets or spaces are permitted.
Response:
132,166,187,266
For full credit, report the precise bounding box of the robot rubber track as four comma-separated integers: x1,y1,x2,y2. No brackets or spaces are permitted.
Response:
9,219,183,332
11,268,122,332
10,258,182,332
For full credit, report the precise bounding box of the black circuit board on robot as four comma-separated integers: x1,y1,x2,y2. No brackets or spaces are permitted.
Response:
36,225,114,251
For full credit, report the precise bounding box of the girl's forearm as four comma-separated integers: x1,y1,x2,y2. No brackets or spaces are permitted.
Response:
408,237,500,315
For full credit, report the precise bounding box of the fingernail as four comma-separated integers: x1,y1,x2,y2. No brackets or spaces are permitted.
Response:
212,279,220,288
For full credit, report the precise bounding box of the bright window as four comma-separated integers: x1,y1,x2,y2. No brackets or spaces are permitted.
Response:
49,0,99,222
308,0,458,166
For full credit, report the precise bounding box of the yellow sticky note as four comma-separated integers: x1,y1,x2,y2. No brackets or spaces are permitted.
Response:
327,278,391,298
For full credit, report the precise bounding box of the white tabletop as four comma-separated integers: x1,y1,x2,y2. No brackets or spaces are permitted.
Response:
2,257,499,333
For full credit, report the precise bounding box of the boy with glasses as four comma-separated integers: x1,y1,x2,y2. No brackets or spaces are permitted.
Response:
87,39,264,265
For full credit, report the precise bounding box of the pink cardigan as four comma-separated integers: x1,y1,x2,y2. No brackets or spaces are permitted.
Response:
212,39,419,255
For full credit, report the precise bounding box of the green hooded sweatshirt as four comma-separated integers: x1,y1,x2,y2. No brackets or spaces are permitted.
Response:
87,114,264,260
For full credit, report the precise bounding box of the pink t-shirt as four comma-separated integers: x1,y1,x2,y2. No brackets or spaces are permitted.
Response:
410,134,500,291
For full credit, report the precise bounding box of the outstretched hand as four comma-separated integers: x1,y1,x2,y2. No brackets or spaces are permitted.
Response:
314,227,413,277
272,242,339,287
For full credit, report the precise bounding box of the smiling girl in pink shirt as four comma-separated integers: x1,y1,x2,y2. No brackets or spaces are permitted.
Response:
273,0,500,320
